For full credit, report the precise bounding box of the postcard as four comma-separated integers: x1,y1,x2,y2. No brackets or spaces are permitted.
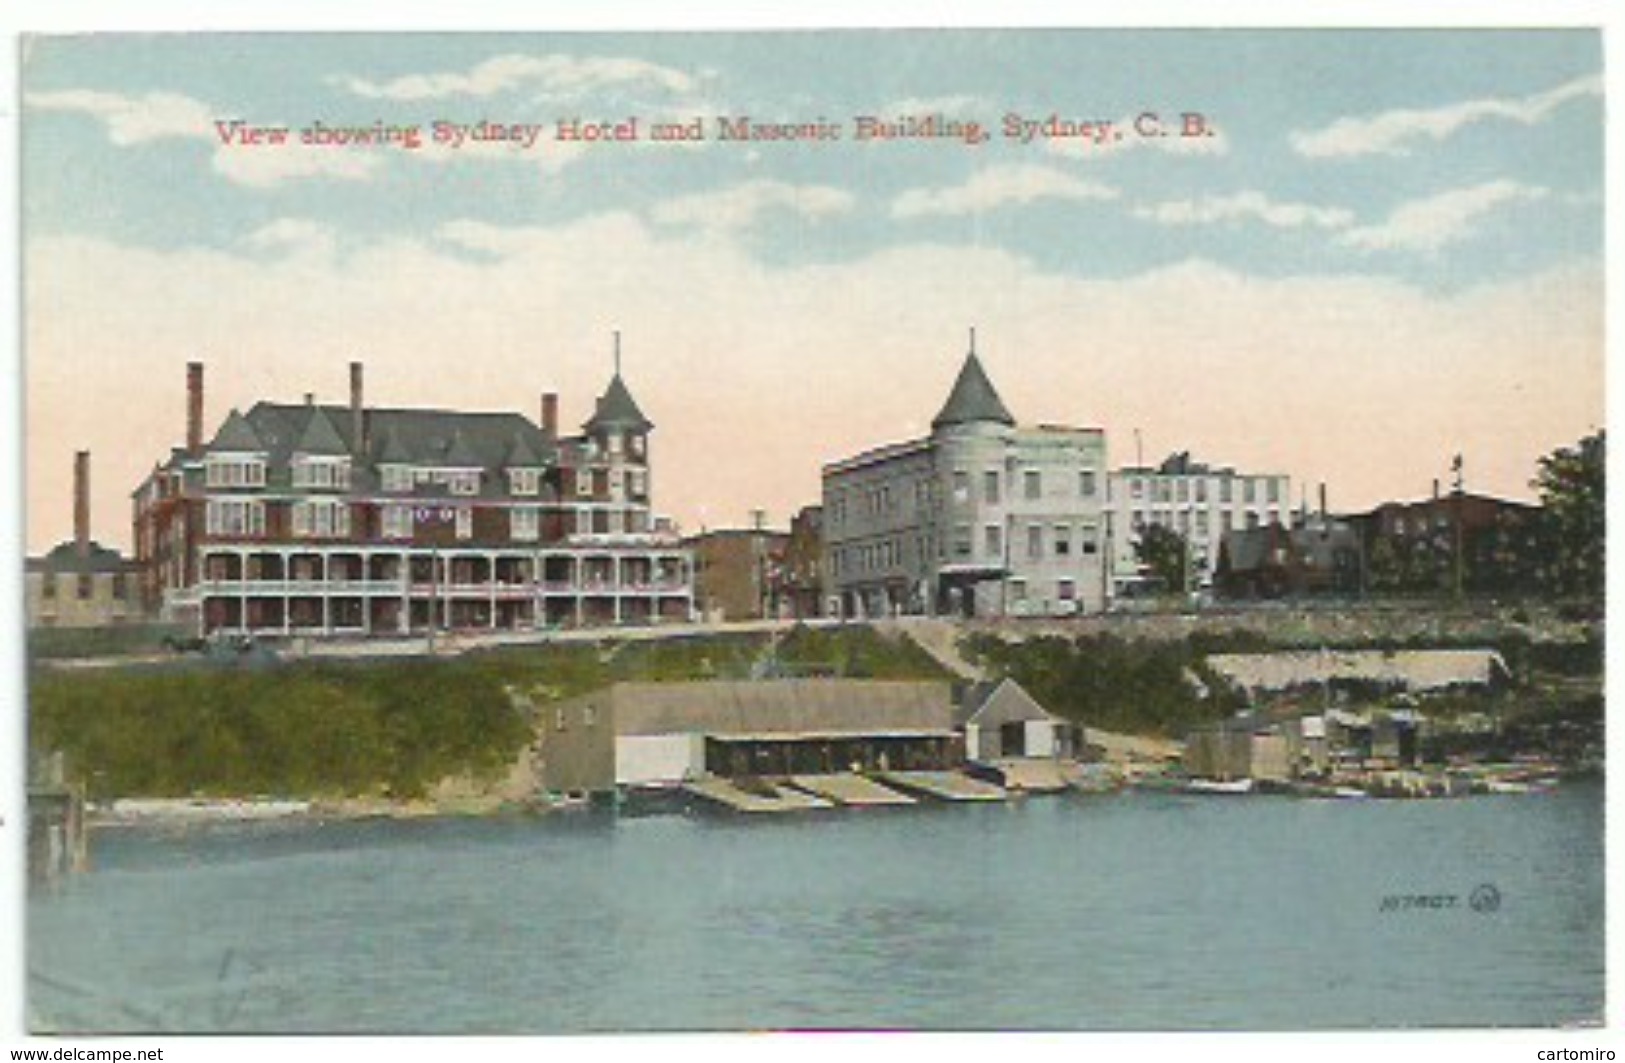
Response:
14,25,1607,1047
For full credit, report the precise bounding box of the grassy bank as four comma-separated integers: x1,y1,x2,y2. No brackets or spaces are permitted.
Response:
29,624,953,801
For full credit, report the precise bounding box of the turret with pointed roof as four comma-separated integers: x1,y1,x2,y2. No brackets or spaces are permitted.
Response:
584,331,654,434
931,334,1015,431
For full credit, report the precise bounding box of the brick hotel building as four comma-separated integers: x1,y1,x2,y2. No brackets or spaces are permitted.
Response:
133,352,695,637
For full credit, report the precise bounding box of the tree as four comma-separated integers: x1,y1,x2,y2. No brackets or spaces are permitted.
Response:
1135,524,1195,594
1533,431,1605,600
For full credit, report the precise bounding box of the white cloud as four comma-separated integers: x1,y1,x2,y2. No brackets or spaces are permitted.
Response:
244,219,338,258
26,222,1600,558
210,141,380,189
1340,180,1548,253
651,180,854,231
1292,74,1602,159
27,88,213,144
892,164,1118,219
1134,191,1354,230
335,53,700,102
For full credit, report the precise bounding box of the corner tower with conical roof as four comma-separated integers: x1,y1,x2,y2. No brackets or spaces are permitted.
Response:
931,330,1016,433
821,329,1108,622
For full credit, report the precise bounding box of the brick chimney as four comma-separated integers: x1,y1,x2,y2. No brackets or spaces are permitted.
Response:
186,362,204,454
541,392,559,442
73,450,90,558
349,361,366,454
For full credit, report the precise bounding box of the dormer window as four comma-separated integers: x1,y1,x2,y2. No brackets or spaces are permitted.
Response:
381,465,414,493
205,455,267,489
607,433,624,457
629,435,646,460
292,456,352,491
448,471,480,496
509,468,541,496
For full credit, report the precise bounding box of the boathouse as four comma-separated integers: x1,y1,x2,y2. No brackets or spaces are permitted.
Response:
539,679,961,795
956,677,1081,761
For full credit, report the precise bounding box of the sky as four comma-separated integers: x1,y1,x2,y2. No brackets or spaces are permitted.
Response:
20,29,1605,552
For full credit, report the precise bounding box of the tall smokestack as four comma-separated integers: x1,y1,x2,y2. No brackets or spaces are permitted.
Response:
541,393,559,442
186,362,204,454
73,450,90,558
349,361,366,454
1433,478,1441,502
1319,482,1327,518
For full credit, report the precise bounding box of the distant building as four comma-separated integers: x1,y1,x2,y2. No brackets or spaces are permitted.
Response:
1214,514,1362,599
1345,489,1541,596
132,352,694,637
538,680,961,795
26,451,142,628
685,523,789,622
1107,451,1290,596
822,336,1109,618
778,505,826,619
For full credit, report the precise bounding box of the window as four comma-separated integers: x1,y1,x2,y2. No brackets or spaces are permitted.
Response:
1058,578,1076,601
455,506,473,540
382,504,413,539
1081,527,1099,555
1221,512,1234,534
1024,470,1041,500
1176,480,1189,503
291,457,351,491
984,470,1001,505
1027,524,1043,560
1195,479,1208,503
1131,478,1144,500
509,468,540,496
1267,479,1282,504
1054,524,1072,556
629,435,646,459
953,523,973,558
576,510,593,536
1219,478,1234,504
1196,511,1210,537
448,471,480,496
205,457,266,489
206,499,266,537
953,470,970,503
381,465,414,493
292,499,350,538
985,524,1003,558
1009,579,1027,601
1244,479,1258,504
1079,470,1097,497
576,470,593,497
607,433,624,456
628,470,647,498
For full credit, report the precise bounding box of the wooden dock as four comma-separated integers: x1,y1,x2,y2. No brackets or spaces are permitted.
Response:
879,770,1009,802
788,773,917,807
684,777,834,814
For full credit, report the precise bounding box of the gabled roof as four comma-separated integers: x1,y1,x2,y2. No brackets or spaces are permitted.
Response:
292,406,349,457
207,409,266,453
435,430,482,469
375,426,412,464
932,353,1015,430
584,374,653,433
956,677,1057,728
504,431,545,468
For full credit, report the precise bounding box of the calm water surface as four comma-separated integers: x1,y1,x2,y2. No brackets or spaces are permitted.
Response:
29,783,1603,1032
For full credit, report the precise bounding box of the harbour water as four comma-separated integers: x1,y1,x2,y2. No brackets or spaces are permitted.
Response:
28,781,1603,1033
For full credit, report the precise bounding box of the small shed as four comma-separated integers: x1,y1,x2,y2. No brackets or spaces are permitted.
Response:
957,678,1080,761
